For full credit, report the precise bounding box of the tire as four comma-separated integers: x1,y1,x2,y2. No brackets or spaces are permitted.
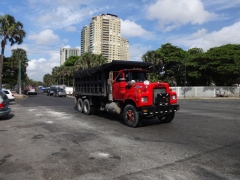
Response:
158,111,175,123
123,104,140,128
77,98,84,113
83,99,93,115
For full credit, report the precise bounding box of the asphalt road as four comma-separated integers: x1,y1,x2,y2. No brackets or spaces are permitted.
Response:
0,94,240,180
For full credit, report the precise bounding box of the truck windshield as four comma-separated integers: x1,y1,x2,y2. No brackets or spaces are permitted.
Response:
127,72,147,82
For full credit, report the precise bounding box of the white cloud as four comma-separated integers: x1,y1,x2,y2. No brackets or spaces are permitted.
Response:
203,0,240,10
62,39,68,43
63,45,71,48
28,29,60,45
147,0,216,32
64,26,77,32
169,21,240,51
27,1,109,30
27,51,60,81
130,44,152,61
121,20,154,39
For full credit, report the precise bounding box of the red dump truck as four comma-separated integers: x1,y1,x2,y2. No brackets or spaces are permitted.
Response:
74,60,179,127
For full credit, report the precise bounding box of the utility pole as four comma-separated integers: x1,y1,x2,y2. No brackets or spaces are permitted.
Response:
18,58,22,95
184,59,186,98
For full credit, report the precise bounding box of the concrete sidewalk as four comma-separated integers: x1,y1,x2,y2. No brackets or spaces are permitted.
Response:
11,91,26,99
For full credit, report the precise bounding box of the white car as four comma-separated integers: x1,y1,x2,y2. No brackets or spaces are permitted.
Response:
2,89,15,102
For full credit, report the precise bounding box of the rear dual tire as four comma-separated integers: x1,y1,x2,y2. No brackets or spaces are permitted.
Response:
77,98,94,115
83,99,94,115
77,98,83,113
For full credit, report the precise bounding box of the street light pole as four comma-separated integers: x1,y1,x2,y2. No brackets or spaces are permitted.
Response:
184,59,186,98
18,58,22,95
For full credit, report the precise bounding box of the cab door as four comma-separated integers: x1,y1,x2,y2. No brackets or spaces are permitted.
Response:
112,72,126,100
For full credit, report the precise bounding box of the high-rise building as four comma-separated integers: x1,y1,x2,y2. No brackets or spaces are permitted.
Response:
60,48,80,65
81,26,90,54
81,13,130,62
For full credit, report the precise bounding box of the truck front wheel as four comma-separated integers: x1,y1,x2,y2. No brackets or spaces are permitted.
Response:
123,104,140,128
158,111,175,123
77,98,83,113
83,99,93,115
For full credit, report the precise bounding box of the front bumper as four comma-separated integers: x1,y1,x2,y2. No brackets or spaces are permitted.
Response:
140,104,179,116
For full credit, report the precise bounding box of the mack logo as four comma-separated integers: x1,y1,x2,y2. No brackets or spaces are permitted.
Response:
156,84,164,87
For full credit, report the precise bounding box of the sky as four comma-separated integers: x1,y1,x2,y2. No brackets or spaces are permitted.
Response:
0,0,240,82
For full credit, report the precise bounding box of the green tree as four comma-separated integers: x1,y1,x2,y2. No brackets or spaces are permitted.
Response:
65,66,75,86
142,50,164,82
43,74,54,87
92,53,108,67
64,56,80,66
0,14,26,88
205,44,240,86
52,66,60,84
157,43,187,86
186,48,207,86
2,56,16,89
74,52,107,71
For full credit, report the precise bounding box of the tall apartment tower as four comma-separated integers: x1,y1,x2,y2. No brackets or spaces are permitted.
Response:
81,13,130,62
81,26,90,54
60,48,80,65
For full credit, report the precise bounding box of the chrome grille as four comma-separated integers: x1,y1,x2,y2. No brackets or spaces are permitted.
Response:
154,88,167,104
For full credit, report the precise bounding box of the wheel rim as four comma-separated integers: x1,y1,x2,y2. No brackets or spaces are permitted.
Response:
126,109,134,122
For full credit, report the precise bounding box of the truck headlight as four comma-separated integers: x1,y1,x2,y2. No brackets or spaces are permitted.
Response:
141,96,148,102
172,95,176,100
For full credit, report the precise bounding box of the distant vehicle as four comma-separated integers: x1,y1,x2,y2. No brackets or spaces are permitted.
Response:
0,89,11,116
53,88,67,97
47,87,56,96
24,85,37,95
65,86,73,95
2,89,15,102
38,86,46,92
47,85,66,96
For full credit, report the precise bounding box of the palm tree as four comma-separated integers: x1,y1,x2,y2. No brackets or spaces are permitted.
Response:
66,66,75,86
10,48,28,73
59,65,67,85
43,74,54,87
142,50,164,81
93,54,107,67
74,57,84,71
0,14,26,88
52,66,60,84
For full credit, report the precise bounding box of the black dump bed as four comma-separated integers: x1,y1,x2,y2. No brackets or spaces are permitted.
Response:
74,60,152,96
74,60,152,78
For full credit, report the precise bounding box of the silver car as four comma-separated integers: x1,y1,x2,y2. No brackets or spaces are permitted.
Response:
53,89,67,97
0,90,11,116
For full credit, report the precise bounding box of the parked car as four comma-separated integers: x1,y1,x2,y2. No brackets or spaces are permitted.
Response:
53,88,66,97
47,87,56,96
2,89,15,102
0,90,11,116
